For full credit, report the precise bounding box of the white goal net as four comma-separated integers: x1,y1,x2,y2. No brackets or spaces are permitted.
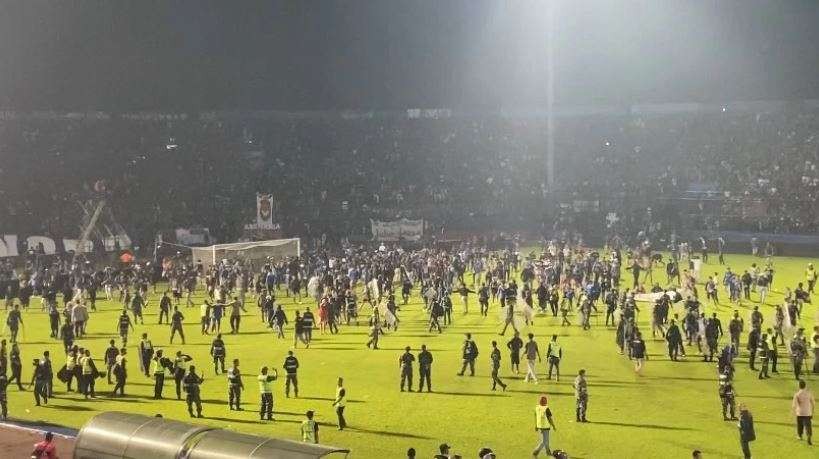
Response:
190,238,300,269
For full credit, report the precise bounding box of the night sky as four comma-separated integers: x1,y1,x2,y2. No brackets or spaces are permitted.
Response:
2,0,819,110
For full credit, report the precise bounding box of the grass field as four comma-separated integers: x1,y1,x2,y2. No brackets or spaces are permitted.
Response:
3,252,818,458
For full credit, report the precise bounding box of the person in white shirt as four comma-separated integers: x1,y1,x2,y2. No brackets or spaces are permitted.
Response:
792,379,815,445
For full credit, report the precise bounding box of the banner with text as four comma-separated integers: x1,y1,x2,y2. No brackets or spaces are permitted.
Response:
0,233,131,258
370,219,424,241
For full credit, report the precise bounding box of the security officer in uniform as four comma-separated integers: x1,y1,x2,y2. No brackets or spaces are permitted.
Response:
766,328,779,374
301,410,319,443
183,365,204,418
139,333,154,377
227,358,244,410
283,350,299,398
747,326,761,370
417,344,433,392
173,351,194,400
151,349,170,399
258,366,278,421
719,367,737,420
210,334,226,374
399,346,415,392
457,333,479,376
757,333,770,379
574,369,589,422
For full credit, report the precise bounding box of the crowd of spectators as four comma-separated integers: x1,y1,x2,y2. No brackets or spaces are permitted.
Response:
0,106,817,248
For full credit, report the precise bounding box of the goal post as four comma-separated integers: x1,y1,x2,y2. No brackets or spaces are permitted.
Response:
191,238,300,270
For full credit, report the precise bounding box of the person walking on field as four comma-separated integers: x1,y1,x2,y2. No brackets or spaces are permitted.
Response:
533,395,557,457
573,369,588,422
738,403,756,459
489,341,507,391
332,377,347,430
524,333,540,384
457,333,479,377
792,380,814,445
546,335,562,381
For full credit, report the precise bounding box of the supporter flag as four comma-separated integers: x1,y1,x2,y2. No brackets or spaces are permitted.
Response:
257,193,274,229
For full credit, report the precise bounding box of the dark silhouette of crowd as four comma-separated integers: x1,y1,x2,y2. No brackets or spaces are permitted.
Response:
1,106,817,248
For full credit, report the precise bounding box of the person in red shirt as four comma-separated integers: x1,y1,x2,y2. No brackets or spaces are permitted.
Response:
31,431,58,459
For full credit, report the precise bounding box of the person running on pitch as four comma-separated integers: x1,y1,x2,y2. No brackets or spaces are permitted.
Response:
170,306,186,344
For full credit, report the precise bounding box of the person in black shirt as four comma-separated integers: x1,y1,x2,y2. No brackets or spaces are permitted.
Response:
283,350,299,398
665,319,683,361
457,333,479,376
104,339,120,384
183,366,204,418
158,292,172,324
478,283,490,317
30,358,48,406
302,308,315,345
0,373,8,419
8,343,23,390
227,358,244,410
417,345,433,392
506,332,523,374
210,334,226,374
117,311,134,346
112,348,127,396
7,305,22,343
399,346,415,392
170,307,185,344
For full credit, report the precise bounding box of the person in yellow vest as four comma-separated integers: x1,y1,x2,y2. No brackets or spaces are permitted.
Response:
151,349,169,399
80,349,97,399
301,410,319,443
533,395,557,457
64,348,77,392
332,377,347,430
258,366,278,421
807,263,817,293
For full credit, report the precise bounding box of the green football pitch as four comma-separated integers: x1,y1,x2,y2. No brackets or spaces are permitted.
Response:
2,252,817,458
